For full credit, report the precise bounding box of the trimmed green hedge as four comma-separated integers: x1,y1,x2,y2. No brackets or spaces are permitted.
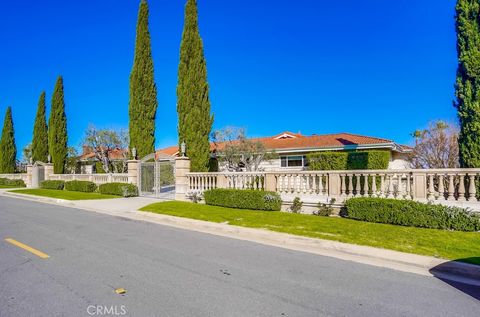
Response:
98,182,138,197
40,180,65,190
64,180,97,193
0,178,26,187
203,189,282,211
345,197,480,232
307,150,390,170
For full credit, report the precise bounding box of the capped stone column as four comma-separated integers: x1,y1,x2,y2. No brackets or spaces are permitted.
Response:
175,157,191,201
127,160,140,185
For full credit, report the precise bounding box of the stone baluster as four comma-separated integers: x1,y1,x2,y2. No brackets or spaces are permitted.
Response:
427,174,435,200
406,173,412,199
379,174,384,197
371,174,377,197
468,174,477,201
458,174,466,201
362,174,368,197
355,174,361,197
318,175,324,195
447,174,455,201
311,174,317,194
437,174,445,200
347,174,353,197
340,174,346,196
387,174,394,198
397,173,403,198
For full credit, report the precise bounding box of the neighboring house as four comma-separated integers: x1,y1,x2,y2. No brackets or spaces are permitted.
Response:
156,131,412,171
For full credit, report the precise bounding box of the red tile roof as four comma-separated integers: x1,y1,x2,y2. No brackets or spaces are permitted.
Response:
155,131,410,156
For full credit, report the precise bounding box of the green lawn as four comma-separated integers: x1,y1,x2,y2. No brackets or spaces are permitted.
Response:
140,201,480,265
10,189,118,200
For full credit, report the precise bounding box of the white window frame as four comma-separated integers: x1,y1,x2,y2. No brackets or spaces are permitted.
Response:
280,155,307,168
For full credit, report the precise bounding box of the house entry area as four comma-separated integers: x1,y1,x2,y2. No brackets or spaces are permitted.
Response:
138,154,175,199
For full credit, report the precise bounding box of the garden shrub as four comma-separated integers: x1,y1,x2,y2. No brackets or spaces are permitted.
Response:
307,150,390,171
0,178,26,187
40,180,65,190
307,152,348,170
98,182,138,197
290,197,303,213
64,180,97,193
314,198,336,216
345,197,480,232
203,189,282,211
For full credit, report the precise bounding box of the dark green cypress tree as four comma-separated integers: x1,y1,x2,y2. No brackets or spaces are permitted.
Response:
177,0,213,172
32,91,49,163
48,76,68,174
129,0,158,159
455,0,480,167
0,107,17,173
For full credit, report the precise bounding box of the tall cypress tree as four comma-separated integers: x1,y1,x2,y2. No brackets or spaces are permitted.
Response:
0,107,17,173
177,0,213,172
48,76,68,174
455,0,480,167
129,0,158,159
32,91,49,163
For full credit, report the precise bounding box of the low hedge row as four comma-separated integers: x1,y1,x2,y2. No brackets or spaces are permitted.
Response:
40,180,65,190
64,180,97,193
203,189,282,211
0,178,26,187
98,182,138,197
345,197,480,232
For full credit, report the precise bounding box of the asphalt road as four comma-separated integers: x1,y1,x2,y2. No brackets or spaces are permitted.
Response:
0,196,479,317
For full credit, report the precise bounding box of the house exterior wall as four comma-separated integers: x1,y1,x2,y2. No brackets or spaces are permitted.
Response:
218,150,411,172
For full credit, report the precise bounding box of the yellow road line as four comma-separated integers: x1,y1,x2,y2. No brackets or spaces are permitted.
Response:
5,238,50,259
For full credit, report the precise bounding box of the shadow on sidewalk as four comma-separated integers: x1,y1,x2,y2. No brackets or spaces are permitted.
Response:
429,258,480,301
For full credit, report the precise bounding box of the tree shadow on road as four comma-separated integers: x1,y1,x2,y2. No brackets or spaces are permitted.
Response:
429,258,480,301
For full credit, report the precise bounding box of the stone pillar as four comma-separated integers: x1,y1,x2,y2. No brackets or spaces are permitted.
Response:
264,173,276,192
328,173,341,198
44,163,54,180
412,172,427,201
26,164,33,188
175,157,191,201
127,160,140,185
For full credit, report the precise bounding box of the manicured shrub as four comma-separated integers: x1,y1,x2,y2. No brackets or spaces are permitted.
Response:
40,180,65,190
0,178,26,187
64,180,97,193
345,197,480,232
314,198,336,216
307,152,348,170
307,150,390,171
203,189,282,211
98,182,138,197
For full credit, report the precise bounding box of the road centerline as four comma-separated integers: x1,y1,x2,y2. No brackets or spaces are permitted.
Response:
5,238,50,259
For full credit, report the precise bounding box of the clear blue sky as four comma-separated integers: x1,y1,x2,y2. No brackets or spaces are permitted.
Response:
0,0,458,158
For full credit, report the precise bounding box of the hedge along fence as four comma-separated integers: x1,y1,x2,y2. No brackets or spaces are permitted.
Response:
307,151,391,192
98,182,138,197
40,180,65,190
0,178,26,187
204,189,282,211
345,197,480,232
64,180,97,193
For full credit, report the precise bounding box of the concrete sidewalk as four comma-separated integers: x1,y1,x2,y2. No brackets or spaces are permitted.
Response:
2,189,479,286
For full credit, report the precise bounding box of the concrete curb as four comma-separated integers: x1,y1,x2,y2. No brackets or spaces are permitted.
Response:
2,191,480,286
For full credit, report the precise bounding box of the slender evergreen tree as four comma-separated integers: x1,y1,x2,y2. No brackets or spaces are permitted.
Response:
129,0,158,159
48,76,68,173
455,0,480,167
177,0,213,172
32,91,49,163
0,107,17,173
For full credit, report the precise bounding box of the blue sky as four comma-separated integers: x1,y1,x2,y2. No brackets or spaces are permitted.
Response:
0,0,458,157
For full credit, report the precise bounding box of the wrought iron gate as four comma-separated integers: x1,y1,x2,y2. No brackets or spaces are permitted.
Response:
138,154,175,198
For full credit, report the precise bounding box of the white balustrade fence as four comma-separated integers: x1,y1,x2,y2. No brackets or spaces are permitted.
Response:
186,168,480,210
48,173,129,185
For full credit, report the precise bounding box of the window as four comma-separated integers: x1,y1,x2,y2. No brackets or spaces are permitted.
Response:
281,155,307,168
